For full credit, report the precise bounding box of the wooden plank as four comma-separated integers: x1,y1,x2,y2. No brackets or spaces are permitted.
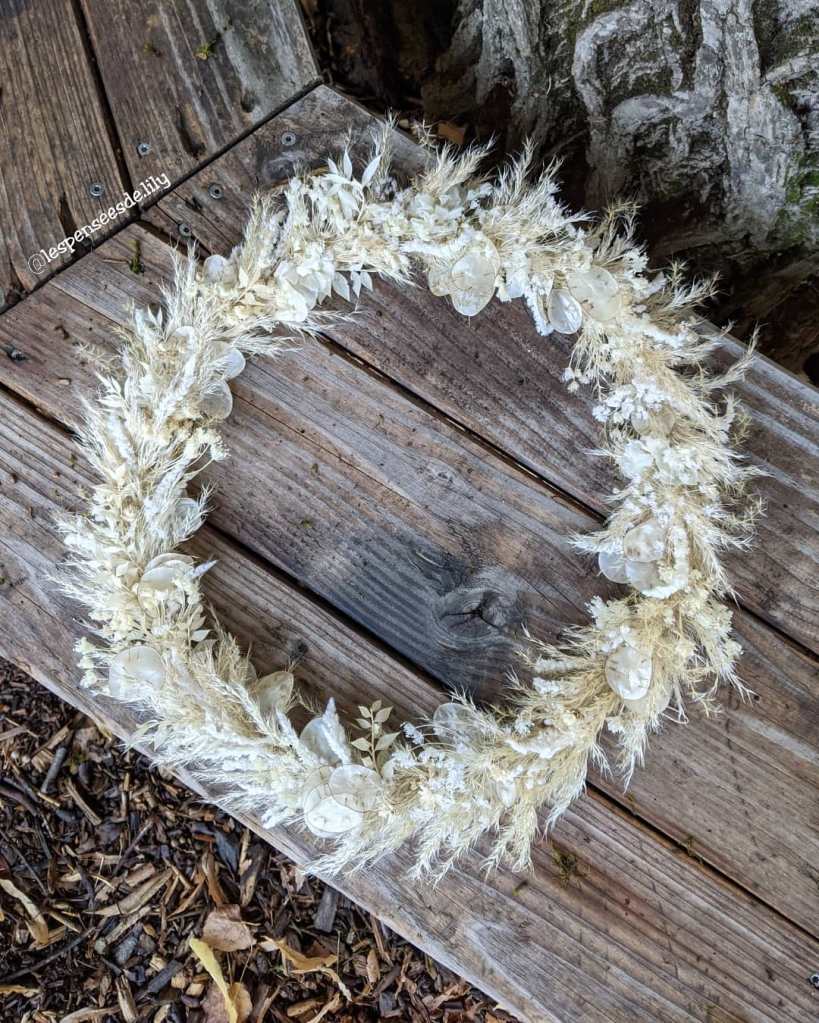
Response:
142,86,819,657
0,0,127,303
1,224,818,942
1,386,818,1023
79,0,319,188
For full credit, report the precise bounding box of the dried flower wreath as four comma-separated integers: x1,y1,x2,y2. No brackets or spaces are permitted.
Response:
59,124,760,877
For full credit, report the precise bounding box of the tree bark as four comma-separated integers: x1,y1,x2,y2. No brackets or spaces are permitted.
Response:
422,0,819,378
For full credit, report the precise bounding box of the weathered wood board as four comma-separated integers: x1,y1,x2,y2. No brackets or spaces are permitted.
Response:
0,0,318,311
2,385,818,1023
79,0,319,186
0,0,126,303
1,214,819,952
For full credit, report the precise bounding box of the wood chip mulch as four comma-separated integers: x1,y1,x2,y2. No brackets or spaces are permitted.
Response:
0,660,521,1023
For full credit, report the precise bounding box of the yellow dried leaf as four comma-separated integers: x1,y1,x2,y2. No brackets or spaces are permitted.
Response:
190,937,237,1023
261,938,351,1000
202,980,252,1023
261,937,336,972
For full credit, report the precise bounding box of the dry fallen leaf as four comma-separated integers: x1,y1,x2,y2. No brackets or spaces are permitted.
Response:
262,938,352,1001
261,937,336,973
201,851,227,905
202,904,254,952
202,980,252,1023
0,877,49,945
190,936,249,1023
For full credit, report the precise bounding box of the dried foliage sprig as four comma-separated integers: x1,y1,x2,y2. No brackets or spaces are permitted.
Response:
58,124,759,877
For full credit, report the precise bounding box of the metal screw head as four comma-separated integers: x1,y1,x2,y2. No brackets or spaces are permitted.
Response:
177,222,193,239
281,131,297,147
810,972,819,989
136,142,151,157
88,182,105,198
208,183,223,200
4,344,27,362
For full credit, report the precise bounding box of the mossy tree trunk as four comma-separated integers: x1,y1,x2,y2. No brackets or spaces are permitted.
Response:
420,0,819,377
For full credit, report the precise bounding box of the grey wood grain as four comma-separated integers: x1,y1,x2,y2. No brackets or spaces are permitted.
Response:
1,384,818,1023
0,0,127,304
0,223,818,942
79,0,319,186
142,86,819,657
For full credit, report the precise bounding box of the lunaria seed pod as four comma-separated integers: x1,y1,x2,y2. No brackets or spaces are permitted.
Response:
432,701,479,738
168,325,197,347
605,643,652,701
547,289,583,334
109,644,165,699
257,670,294,716
300,715,343,766
567,266,621,323
624,685,673,716
631,404,676,436
200,380,233,420
623,519,666,563
303,764,381,839
137,553,194,607
448,246,500,317
213,342,245,380
598,548,631,584
203,254,230,283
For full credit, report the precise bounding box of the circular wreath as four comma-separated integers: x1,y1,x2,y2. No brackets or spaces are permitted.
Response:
58,125,760,877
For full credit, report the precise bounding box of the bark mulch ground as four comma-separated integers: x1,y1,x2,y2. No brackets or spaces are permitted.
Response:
0,660,520,1023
